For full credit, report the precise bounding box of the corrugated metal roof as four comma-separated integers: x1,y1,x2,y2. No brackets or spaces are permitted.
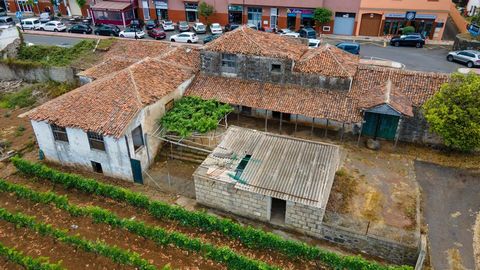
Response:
196,126,340,208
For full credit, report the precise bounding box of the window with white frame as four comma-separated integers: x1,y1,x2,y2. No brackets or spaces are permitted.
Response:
87,131,105,151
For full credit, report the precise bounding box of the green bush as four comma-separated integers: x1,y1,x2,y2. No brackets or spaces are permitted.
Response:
16,40,95,66
0,206,157,270
0,178,276,270
401,26,415,35
11,157,413,270
0,87,36,109
0,241,64,270
159,96,233,137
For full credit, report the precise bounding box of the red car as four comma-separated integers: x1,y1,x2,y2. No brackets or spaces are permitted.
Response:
147,28,166,40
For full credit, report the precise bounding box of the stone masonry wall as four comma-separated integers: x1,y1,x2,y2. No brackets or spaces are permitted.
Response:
399,107,442,145
194,174,270,222
0,62,76,83
200,51,351,91
285,201,325,234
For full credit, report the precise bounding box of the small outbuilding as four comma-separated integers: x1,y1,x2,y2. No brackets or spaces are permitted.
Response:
194,126,340,234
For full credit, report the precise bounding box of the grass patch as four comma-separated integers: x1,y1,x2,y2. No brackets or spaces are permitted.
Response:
16,40,96,66
14,125,25,137
361,188,383,222
0,81,77,109
96,38,116,51
327,168,358,214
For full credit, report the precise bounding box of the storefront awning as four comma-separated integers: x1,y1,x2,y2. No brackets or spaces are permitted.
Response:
385,13,437,20
91,1,132,11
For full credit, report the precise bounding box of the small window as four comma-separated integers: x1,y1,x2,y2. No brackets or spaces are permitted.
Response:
51,124,69,142
87,131,106,151
131,125,144,151
271,64,281,72
322,26,331,32
91,161,103,173
165,99,174,111
221,53,237,68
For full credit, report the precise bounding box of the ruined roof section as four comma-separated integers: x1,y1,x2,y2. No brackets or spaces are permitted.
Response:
360,80,414,117
294,44,359,78
196,126,340,208
77,57,137,80
155,46,201,71
185,74,361,123
29,58,195,138
204,26,308,60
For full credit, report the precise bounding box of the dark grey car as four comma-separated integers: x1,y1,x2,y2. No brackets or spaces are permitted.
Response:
447,50,480,68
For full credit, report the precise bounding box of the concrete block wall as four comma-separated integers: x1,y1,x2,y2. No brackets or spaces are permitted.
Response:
194,174,271,222
0,62,76,83
285,201,325,234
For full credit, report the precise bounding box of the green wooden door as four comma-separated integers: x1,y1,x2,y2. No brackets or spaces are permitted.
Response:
362,112,400,140
130,159,143,184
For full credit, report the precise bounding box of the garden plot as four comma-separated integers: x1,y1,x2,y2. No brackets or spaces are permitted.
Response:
0,157,410,270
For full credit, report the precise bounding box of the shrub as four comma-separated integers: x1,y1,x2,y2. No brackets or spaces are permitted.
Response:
0,241,64,270
16,40,96,66
11,157,413,270
401,26,415,35
159,96,233,137
0,87,36,109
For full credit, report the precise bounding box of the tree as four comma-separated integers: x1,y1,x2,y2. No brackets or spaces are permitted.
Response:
313,8,332,31
423,73,480,152
76,0,86,9
198,1,214,25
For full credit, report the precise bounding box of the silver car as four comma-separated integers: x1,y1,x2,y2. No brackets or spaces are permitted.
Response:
447,50,480,68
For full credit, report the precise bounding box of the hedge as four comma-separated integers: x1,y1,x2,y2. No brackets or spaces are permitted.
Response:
0,178,276,270
11,157,413,270
0,207,157,270
0,241,64,270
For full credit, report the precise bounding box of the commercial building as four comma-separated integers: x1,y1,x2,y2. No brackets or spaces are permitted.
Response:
356,0,450,40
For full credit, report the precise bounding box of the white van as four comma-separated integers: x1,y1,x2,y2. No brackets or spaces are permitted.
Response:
20,18,41,30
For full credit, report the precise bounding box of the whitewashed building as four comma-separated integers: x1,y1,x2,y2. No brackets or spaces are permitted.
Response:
28,56,196,183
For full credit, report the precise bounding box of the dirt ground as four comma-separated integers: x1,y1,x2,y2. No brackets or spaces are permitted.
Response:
416,161,480,270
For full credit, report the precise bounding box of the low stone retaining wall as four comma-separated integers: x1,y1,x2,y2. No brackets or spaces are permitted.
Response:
0,62,76,83
453,33,480,50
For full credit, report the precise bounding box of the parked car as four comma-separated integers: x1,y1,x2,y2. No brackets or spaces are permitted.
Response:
119,27,145,39
210,23,222,34
277,28,293,34
161,20,175,31
19,18,41,30
40,20,67,32
298,27,316,39
39,12,51,23
0,7,6,16
281,32,300,38
147,27,166,40
177,21,190,32
203,34,221,44
94,24,120,36
170,32,198,43
336,42,360,55
193,22,206,34
68,23,92,34
130,19,144,29
446,50,480,68
308,39,321,48
145,19,158,30
390,33,425,48
224,23,240,32
246,23,258,30
0,16,15,26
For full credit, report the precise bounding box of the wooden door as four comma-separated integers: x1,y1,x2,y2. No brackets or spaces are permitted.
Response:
359,13,382,36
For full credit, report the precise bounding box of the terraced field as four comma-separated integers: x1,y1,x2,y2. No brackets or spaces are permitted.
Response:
0,157,412,270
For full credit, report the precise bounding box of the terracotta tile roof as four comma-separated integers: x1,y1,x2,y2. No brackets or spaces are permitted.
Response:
294,44,359,78
29,58,195,138
359,80,414,117
204,26,308,60
77,57,137,80
185,74,361,123
186,67,449,124
104,39,173,61
155,46,201,71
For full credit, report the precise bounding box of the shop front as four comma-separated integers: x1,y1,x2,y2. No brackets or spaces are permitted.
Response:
228,5,242,24
247,7,262,26
185,2,197,22
155,0,168,20
286,8,314,29
382,13,436,39
91,1,134,27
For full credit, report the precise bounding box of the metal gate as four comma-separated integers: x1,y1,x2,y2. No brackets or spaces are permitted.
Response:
362,112,399,140
333,13,355,35
130,159,143,184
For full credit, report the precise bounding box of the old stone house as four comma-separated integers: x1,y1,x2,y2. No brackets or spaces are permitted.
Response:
194,126,340,233
27,52,198,183
187,26,450,145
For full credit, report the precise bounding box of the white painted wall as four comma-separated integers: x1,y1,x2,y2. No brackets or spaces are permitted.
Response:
31,120,133,180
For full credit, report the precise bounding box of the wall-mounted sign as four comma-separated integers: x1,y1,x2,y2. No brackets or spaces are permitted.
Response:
155,0,167,9
405,11,416,21
286,8,313,15
228,5,242,12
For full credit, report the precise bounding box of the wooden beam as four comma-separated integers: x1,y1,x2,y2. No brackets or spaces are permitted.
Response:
279,112,283,132
264,110,268,132
311,117,315,137
324,119,329,138
294,114,298,134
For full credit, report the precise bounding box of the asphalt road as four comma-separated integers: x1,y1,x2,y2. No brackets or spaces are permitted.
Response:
24,32,464,73
415,161,480,270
